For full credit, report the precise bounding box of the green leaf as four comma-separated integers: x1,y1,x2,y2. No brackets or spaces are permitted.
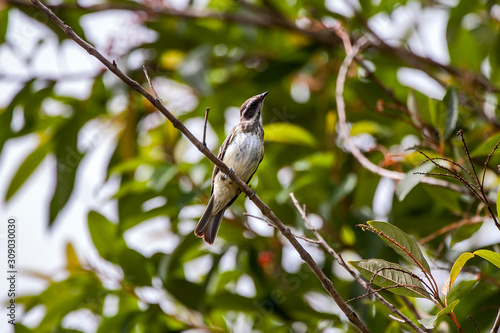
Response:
0,80,35,155
350,121,390,136
65,242,81,271
36,273,105,331
396,162,434,201
418,299,460,329
118,248,152,286
474,249,500,269
88,211,122,260
470,132,500,157
442,252,474,297
367,221,431,273
0,9,8,45
5,140,51,201
497,188,500,221
350,259,430,298
437,299,460,317
263,122,317,147
443,88,458,139
450,222,483,247
49,114,84,226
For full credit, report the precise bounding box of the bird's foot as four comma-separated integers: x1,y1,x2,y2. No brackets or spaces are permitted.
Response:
222,168,235,181
246,189,256,198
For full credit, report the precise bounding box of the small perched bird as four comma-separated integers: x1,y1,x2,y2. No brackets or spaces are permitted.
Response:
195,92,268,244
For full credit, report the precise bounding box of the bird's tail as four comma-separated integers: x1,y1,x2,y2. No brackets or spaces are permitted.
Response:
194,197,224,245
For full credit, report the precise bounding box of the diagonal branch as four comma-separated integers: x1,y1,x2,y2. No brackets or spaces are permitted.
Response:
29,0,370,331
290,193,428,333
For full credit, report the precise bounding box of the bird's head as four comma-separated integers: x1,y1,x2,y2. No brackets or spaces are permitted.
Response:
239,91,268,122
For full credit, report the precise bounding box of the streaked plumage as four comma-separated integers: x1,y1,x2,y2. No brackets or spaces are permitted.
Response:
195,92,267,244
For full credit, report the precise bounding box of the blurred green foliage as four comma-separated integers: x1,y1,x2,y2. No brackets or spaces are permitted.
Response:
2,0,500,332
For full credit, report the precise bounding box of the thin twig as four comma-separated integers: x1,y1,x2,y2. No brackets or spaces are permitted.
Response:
349,283,431,304
368,267,433,300
142,66,161,101
29,1,370,331
290,193,427,333
413,148,484,200
357,224,439,298
456,130,500,229
418,155,477,185
482,141,500,188
334,37,465,194
491,306,500,333
244,213,321,244
457,130,480,187
202,107,210,147
467,315,480,333
400,296,425,322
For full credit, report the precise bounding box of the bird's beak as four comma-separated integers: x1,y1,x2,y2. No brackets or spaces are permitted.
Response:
259,91,268,100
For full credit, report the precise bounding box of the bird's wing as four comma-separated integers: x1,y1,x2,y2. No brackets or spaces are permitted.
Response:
210,125,238,193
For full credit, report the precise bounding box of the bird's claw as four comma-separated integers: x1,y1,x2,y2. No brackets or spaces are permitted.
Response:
245,189,256,198
222,168,235,181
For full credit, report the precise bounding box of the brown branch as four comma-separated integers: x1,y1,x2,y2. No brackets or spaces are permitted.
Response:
491,306,500,333
142,65,161,101
29,0,370,331
334,37,465,194
290,193,428,333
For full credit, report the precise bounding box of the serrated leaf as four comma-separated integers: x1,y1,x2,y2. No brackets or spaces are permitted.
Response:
443,88,458,139
442,252,474,297
474,249,500,269
5,140,51,201
263,122,317,147
367,221,431,273
396,162,434,201
350,259,430,298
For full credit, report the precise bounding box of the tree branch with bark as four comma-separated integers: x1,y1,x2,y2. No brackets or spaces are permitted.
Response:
29,0,371,331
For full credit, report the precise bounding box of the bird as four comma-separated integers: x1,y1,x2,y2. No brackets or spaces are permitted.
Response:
195,92,268,244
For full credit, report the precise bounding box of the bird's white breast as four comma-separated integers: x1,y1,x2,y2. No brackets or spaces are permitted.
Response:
211,130,263,214
223,131,263,181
